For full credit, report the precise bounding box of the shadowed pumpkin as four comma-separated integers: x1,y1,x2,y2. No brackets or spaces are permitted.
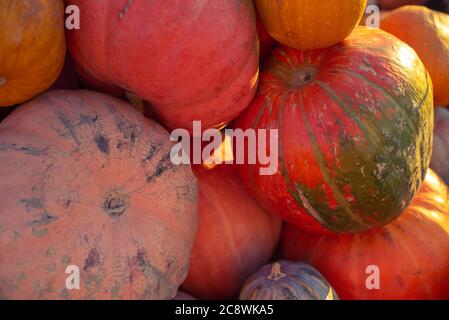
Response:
181,164,281,300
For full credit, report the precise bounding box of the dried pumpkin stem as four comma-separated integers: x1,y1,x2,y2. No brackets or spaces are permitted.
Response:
268,262,286,281
290,66,316,89
0,77,6,86
103,191,126,217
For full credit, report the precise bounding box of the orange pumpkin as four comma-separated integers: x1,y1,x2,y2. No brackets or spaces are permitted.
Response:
282,169,449,300
0,90,199,299
381,6,449,107
255,0,367,50
0,0,66,107
182,164,281,300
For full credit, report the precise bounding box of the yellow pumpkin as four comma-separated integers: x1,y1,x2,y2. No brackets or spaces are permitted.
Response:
0,0,66,107
255,0,367,50
381,6,449,107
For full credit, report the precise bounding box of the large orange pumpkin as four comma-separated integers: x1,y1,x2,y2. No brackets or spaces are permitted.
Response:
0,90,199,299
255,0,367,50
233,27,434,234
181,164,281,300
66,0,259,131
282,169,449,300
50,55,80,91
381,5,449,107
0,0,66,107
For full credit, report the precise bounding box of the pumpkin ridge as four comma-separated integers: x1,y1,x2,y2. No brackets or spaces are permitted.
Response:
248,94,275,194
239,260,338,300
277,93,329,228
298,91,369,230
291,277,322,300
305,50,313,67
272,47,297,68
318,67,433,221
322,67,433,210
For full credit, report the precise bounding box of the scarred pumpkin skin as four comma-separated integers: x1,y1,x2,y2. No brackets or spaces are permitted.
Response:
0,90,199,299
0,0,66,107
282,169,449,300
430,108,449,185
181,164,281,300
381,6,449,107
255,0,367,50
239,261,338,300
233,27,434,234
66,0,259,131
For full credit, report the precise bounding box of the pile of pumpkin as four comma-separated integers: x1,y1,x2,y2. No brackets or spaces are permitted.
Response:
1,0,449,300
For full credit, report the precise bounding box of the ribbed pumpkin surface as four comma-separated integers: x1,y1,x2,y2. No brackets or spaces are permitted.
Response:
282,169,449,300
233,27,434,233
239,260,338,300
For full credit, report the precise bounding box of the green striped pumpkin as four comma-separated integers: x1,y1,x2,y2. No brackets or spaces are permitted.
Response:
239,260,338,300
233,26,434,233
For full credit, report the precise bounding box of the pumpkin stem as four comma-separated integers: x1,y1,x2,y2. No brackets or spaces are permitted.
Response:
0,77,6,86
103,192,126,217
268,262,286,281
290,66,316,89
